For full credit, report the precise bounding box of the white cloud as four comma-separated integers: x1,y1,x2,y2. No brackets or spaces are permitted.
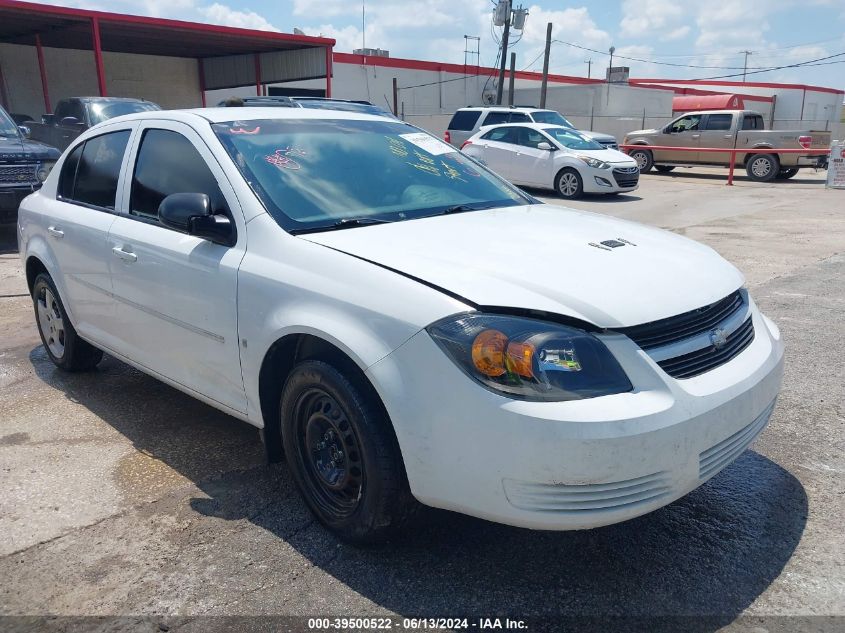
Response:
199,3,279,30
619,0,687,39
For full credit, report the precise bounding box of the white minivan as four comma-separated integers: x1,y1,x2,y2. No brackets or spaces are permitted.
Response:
19,108,783,543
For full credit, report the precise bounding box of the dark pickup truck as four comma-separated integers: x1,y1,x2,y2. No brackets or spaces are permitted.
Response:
0,105,60,224
27,96,159,151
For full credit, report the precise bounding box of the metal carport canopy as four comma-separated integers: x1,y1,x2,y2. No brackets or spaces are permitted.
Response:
0,0,335,109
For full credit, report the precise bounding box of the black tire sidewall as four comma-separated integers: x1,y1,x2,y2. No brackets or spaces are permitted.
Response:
555,168,583,199
280,360,405,541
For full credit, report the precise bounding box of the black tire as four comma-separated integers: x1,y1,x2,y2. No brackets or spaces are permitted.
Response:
655,165,675,173
629,147,654,172
32,273,103,371
280,359,414,544
777,168,799,179
745,153,779,182
554,168,583,199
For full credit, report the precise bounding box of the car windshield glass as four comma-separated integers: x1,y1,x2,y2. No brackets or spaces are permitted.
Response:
89,102,160,125
531,111,573,127
543,128,603,150
213,118,527,233
0,109,18,137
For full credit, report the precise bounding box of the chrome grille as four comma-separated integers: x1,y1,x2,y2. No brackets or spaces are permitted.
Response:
0,164,37,184
657,317,755,379
618,291,744,350
598,140,619,150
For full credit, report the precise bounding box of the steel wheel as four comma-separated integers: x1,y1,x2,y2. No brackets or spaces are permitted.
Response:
750,156,773,179
293,387,364,519
557,171,581,198
36,285,65,359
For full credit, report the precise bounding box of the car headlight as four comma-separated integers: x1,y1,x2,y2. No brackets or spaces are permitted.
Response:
36,161,56,182
577,155,611,169
427,313,632,402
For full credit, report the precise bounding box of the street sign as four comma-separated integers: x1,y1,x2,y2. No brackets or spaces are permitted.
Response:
827,141,845,189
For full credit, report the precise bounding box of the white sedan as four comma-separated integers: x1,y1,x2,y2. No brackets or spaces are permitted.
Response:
461,123,640,199
19,108,783,543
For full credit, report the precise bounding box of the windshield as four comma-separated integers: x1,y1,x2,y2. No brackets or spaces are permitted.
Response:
543,127,604,150
89,101,160,125
213,118,527,233
531,111,574,127
0,108,18,137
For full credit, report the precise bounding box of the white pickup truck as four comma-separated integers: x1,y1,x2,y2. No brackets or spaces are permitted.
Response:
624,110,830,181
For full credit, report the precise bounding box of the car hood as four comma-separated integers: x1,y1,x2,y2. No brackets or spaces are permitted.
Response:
0,135,61,160
578,130,616,143
562,147,636,164
300,204,744,328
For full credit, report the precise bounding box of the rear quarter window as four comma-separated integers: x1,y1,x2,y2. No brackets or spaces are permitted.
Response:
448,111,482,131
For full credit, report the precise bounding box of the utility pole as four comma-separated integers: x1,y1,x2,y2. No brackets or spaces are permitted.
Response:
361,1,366,51
539,22,552,108
508,52,516,106
607,46,615,81
585,58,592,78
495,0,511,105
740,50,753,82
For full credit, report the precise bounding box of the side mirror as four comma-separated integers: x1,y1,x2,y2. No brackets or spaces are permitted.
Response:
158,193,235,246
18,125,31,138
60,116,81,127
537,141,554,151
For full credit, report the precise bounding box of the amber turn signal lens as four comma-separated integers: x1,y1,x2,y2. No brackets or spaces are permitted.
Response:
471,329,507,377
506,341,536,378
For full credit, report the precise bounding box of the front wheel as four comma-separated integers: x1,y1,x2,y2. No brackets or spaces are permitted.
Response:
555,168,583,199
777,168,799,179
629,148,654,172
280,360,414,544
655,165,675,173
746,153,779,182
32,273,103,371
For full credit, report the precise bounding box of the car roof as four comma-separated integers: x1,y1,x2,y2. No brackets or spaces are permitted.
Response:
479,122,566,131
101,107,403,126
458,106,554,113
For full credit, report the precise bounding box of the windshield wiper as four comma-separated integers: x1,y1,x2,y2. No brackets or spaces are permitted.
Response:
290,217,393,234
440,203,496,215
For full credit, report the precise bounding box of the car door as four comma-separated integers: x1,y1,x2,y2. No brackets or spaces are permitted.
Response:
510,127,556,186
696,113,735,164
106,121,248,414
475,126,521,181
46,127,133,348
654,113,702,163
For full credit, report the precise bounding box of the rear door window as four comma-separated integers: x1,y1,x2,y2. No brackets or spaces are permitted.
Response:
508,113,531,123
481,127,519,144
448,110,482,131
742,115,764,130
61,130,130,209
703,114,733,130
482,111,511,126
58,144,83,200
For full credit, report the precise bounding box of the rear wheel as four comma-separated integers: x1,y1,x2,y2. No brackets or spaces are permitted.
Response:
32,273,102,371
629,148,653,173
746,153,779,182
280,360,414,544
554,168,583,199
654,165,675,173
777,168,799,179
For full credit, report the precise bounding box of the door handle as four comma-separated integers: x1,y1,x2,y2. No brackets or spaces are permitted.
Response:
112,246,137,263
47,226,64,239
691,134,701,139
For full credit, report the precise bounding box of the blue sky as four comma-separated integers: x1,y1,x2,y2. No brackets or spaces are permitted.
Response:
49,0,845,90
